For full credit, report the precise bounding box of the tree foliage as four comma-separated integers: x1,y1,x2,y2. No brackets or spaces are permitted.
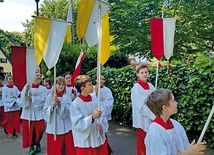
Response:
109,0,214,60
1,0,213,63
0,30,25,59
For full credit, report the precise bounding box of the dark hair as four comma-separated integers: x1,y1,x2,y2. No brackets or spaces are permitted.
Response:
146,88,172,116
63,72,71,77
0,66,4,70
44,78,52,86
5,74,13,81
74,75,91,93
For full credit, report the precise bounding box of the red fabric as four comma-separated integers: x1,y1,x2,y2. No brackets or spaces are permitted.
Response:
75,140,109,155
153,116,174,130
137,80,150,90
66,84,73,87
167,63,172,69
11,46,27,91
47,131,76,155
47,86,52,89
6,85,14,88
22,119,45,148
158,61,162,68
150,18,164,60
71,51,86,86
0,106,5,128
105,134,113,154
78,94,92,102
57,92,64,97
136,128,146,155
3,110,20,134
32,83,40,88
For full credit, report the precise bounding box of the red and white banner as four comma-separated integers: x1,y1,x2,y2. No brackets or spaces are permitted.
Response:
150,18,176,60
11,46,37,91
71,51,86,86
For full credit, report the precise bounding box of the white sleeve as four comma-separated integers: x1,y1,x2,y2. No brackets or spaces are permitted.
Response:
43,93,54,123
131,85,155,120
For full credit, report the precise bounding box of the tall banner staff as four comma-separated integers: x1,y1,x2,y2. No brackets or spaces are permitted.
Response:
198,104,214,143
97,2,102,111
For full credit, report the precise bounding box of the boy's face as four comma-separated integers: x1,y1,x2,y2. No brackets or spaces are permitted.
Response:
56,82,65,93
166,94,178,115
137,67,149,82
65,75,71,85
96,75,105,86
43,80,48,86
7,76,14,85
34,73,42,84
81,81,93,94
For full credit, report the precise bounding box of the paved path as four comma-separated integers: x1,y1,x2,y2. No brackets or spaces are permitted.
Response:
0,121,213,155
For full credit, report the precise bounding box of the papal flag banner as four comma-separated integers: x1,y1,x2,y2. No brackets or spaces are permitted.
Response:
76,0,108,47
11,46,37,91
34,17,69,69
97,13,110,65
150,18,176,60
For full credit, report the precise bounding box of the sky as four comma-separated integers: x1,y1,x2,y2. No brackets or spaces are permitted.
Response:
0,0,44,32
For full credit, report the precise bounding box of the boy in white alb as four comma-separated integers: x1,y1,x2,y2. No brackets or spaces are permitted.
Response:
43,76,76,155
145,88,207,155
131,64,155,155
71,75,109,155
92,75,114,121
64,72,77,101
19,72,47,155
2,75,20,138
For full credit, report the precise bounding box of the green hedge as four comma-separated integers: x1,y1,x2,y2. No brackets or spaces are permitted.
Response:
87,55,214,148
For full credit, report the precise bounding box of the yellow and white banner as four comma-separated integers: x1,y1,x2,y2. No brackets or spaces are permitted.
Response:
97,13,110,65
34,17,69,69
76,0,108,47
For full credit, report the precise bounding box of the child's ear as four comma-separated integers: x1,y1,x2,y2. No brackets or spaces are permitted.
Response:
80,86,84,92
136,73,139,78
163,105,168,111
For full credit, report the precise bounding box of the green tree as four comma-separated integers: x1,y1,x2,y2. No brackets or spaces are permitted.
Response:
109,0,214,61
0,30,25,59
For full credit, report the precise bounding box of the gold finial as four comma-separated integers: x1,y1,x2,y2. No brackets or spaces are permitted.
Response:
161,6,165,12
98,3,101,9
46,70,51,76
36,66,40,73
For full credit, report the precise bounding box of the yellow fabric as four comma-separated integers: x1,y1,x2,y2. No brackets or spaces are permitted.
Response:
76,0,96,40
34,17,51,65
65,25,72,43
110,35,116,51
99,13,110,65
